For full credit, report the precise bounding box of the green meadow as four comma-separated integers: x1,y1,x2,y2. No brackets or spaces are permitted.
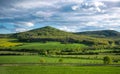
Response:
0,66,119,74
0,38,87,51
0,56,102,64
12,42,87,50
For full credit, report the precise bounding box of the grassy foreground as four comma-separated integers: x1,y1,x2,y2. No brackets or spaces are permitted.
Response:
0,66,119,74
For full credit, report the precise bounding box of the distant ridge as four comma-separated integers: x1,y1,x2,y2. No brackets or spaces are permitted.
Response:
1,26,120,38
76,30,120,37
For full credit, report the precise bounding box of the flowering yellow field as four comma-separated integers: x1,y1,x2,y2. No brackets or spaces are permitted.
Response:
0,38,22,48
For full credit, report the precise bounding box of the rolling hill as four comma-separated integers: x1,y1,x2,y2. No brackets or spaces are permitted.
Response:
76,30,120,38
9,26,114,45
1,26,120,53
0,26,119,45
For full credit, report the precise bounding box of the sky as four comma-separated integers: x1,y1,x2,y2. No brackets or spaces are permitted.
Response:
0,0,120,34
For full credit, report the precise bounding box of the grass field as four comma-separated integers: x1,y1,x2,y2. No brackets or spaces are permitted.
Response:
0,38,120,74
0,66,119,74
0,56,103,64
12,42,87,50
0,38,87,50
0,55,120,64
55,55,120,60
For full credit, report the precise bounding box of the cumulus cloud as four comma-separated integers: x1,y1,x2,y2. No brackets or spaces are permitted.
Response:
0,0,120,33
14,0,55,9
72,5,79,10
71,1,106,13
21,22,34,27
59,25,80,32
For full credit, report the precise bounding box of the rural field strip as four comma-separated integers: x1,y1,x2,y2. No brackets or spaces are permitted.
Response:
0,63,120,67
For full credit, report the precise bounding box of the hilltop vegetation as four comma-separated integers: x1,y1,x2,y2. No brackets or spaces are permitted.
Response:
9,26,116,46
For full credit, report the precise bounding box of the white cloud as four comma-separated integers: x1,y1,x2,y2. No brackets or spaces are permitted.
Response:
17,22,34,27
35,11,54,18
86,22,98,27
24,22,34,27
14,0,56,9
59,0,83,3
15,28,27,32
72,5,79,10
59,26,79,32
96,0,120,2
94,1,105,7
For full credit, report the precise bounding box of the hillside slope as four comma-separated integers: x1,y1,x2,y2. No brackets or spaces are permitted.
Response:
10,26,113,45
76,30,120,38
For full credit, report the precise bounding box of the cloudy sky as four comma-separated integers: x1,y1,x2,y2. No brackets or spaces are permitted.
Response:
0,0,120,34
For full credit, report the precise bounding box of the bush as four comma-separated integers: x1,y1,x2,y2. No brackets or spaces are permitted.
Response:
103,56,112,64
40,58,46,63
58,58,63,63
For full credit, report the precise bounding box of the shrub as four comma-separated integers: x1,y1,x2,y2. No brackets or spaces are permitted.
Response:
58,58,63,63
103,56,112,64
40,58,46,63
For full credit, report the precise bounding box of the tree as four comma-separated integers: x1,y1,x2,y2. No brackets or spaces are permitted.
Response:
58,58,63,63
103,56,112,64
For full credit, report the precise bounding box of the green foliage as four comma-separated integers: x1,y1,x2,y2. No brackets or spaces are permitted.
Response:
103,56,112,64
11,26,114,46
40,58,46,63
58,58,63,63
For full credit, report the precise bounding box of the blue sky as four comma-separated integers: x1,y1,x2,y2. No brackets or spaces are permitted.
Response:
0,0,120,34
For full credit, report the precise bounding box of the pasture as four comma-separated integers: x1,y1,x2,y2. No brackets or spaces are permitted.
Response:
12,42,87,50
0,66,119,74
0,38,120,74
0,55,119,64
0,38,88,51
0,56,103,64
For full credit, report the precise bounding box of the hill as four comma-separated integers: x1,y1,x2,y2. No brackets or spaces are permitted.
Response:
76,30,120,38
1,26,120,53
9,26,113,46
12,26,76,42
